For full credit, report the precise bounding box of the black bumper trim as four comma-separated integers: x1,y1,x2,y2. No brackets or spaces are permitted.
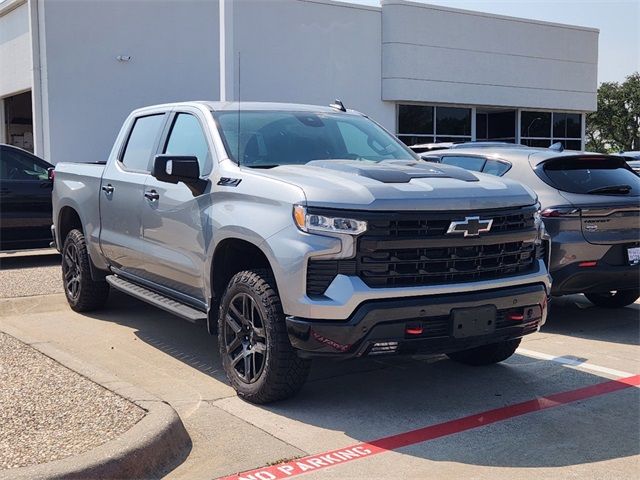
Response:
551,262,640,296
286,283,547,359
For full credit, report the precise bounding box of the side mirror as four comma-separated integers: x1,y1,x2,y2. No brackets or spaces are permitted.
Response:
152,155,200,185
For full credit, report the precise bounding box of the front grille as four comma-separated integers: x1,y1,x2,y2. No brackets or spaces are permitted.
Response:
306,206,538,295
367,209,535,238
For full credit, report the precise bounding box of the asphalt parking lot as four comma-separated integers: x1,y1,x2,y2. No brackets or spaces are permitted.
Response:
0,255,638,480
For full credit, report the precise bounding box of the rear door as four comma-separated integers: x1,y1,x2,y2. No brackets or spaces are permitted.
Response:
99,113,167,276
537,156,640,245
140,109,214,304
0,146,53,249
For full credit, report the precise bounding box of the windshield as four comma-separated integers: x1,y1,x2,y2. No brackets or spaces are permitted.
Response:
213,110,416,167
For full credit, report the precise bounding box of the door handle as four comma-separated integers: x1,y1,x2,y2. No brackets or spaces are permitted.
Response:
101,184,114,194
144,190,159,201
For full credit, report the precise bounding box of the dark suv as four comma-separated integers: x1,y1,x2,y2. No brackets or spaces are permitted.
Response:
0,144,54,250
423,147,640,308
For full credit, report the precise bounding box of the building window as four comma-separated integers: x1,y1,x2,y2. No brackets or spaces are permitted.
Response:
397,104,471,146
521,111,582,150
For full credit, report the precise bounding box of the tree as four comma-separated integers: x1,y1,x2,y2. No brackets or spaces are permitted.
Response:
586,72,640,153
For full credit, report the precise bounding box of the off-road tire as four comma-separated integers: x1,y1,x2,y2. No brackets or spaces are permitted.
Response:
61,229,110,312
446,338,521,366
218,269,311,403
585,289,640,309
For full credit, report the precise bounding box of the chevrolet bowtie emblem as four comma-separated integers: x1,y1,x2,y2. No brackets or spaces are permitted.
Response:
447,216,493,237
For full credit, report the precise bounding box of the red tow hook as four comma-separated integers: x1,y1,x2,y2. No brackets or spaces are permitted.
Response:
405,324,424,335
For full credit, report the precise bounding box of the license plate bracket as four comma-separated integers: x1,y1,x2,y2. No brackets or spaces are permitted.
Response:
627,246,640,266
451,305,497,339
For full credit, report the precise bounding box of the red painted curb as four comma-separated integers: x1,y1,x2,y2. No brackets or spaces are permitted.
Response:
219,374,640,480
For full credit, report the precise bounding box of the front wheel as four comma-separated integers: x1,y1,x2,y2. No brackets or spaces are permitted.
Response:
585,289,640,308
218,269,311,404
61,229,110,312
447,338,521,366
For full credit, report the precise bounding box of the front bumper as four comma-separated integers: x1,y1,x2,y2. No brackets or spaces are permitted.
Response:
286,283,548,359
50,225,59,251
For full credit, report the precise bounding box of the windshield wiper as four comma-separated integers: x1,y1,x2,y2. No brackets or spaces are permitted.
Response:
245,164,280,169
587,184,632,194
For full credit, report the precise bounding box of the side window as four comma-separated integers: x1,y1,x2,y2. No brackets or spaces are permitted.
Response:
440,155,486,172
483,159,511,176
164,113,211,173
0,150,48,180
120,114,165,172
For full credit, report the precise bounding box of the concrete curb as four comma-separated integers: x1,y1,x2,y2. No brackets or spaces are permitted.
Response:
0,324,192,480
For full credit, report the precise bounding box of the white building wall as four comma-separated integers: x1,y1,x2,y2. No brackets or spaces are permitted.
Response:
41,0,220,164
0,1,32,98
231,0,395,130
381,0,599,112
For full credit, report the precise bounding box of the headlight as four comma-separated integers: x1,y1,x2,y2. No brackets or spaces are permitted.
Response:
293,205,367,235
533,202,542,230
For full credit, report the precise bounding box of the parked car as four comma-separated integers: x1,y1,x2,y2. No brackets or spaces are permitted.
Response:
619,151,640,174
52,101,550,403
0,144,54,250
409,141,521,156
422,146,640,308
408,142,455,153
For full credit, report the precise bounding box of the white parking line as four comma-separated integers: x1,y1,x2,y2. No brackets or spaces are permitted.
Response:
518,347,636,378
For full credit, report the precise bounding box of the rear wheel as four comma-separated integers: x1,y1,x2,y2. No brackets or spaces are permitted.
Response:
585,289,640,308
218,269,311,404
447,338,521,366
61,229,110,312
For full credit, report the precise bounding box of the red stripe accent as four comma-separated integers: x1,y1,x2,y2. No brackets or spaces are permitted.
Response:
218,374,640,480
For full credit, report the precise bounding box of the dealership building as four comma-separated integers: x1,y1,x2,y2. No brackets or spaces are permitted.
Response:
1,0,598,163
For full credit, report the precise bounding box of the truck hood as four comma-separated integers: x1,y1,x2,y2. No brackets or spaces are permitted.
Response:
253,160,537,211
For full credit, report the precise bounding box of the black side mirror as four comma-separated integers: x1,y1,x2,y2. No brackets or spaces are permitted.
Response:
153,155,200,184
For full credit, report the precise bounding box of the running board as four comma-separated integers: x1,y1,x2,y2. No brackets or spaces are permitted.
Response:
106,275,207,323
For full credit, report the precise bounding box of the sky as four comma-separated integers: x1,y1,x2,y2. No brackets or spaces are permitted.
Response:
349,0,640,84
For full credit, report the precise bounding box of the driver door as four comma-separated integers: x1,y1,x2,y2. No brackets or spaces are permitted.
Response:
141,110,215,305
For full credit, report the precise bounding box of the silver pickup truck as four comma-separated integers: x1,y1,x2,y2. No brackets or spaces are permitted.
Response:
52,101,551,403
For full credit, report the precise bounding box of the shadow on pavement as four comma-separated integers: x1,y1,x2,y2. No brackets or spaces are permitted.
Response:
82,290,639,470
542,294,639,346
0,253,60,270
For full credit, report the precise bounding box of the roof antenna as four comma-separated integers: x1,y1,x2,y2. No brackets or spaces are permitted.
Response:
236,51,241,167
330,99,346,112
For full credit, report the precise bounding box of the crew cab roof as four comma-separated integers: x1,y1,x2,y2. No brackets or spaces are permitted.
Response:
129,101,364,116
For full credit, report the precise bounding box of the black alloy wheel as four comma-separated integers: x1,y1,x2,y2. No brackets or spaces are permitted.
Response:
223,292,267,384
217,269,311,403
60,229,109,312
62,241,82,302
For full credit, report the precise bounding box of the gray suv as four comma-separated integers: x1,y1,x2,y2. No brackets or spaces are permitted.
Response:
52,102,550,403
423,147,640,308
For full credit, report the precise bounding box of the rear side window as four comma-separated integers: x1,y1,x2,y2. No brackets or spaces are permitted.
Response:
121,114,165,172
539,157,640,196
440,155,486,172
483,159,511,176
